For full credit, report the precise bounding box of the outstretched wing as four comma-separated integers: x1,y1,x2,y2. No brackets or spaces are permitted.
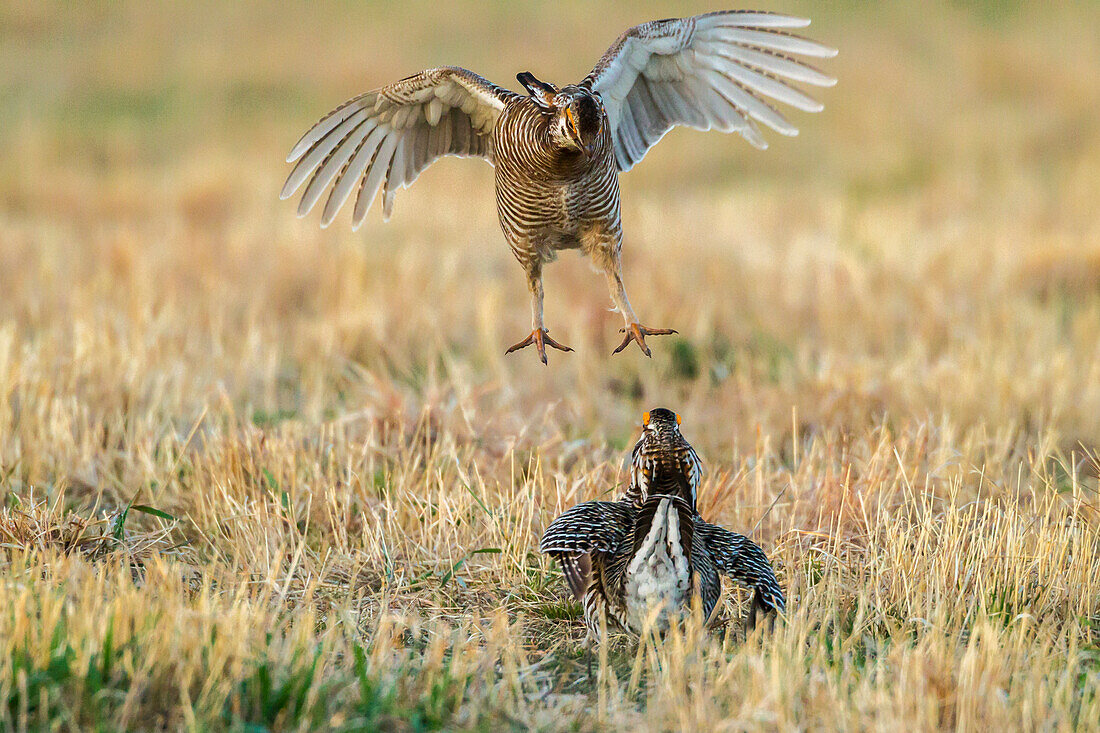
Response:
582,11,837,171
695,520,785,614
540,501,633,599
282,66,517,228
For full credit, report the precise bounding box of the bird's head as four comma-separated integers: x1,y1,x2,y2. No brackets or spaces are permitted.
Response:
518,73,604,158
640,407,684,444
551,86,604,158
631,407,698,509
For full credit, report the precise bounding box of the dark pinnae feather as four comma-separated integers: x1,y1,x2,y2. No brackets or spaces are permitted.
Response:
517,72,558,108
572,95,602,136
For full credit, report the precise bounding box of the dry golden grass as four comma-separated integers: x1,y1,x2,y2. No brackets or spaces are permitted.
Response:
2,0,1100,729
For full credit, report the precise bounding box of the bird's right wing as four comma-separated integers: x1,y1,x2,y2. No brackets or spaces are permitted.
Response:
695,520,785,614
540,501,633,599
281,66,518,228
582,11,836,171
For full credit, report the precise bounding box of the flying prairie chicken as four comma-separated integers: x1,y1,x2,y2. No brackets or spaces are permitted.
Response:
540,408,785,640
282,11,835,363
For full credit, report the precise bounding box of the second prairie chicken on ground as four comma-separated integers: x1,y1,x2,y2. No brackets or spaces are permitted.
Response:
282,11,835,363
540,409,785,639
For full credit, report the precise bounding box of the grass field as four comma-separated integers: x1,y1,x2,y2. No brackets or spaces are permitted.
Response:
3,0,1100,729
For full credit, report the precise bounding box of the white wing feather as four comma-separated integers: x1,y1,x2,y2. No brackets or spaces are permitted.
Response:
584,11,836,171
282,66,515,227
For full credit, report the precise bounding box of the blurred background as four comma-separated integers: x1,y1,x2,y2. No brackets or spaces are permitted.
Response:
3,0,1100,469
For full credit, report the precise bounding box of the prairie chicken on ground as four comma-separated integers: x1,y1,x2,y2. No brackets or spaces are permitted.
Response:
282,11,835,363
540,409,785,640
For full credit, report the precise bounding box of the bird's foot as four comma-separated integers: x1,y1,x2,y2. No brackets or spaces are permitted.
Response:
612,323,677,357
505,328,573,364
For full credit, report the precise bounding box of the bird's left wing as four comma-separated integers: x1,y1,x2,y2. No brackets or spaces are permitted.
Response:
581,11,836,171
696,520,785,621
282,66,518,228
540,501,633,599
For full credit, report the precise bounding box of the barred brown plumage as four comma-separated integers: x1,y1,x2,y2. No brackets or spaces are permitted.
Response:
626,407,703,508
282,11,835,363
539,408,785,642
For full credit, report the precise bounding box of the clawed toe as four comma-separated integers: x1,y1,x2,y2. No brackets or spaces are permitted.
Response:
613,323,677,357
505,328,574,364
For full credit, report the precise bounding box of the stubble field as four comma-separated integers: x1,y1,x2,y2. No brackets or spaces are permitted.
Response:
2,1,1100,729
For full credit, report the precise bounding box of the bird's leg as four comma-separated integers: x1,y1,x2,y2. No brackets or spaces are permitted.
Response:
585,632,594,682
505,265,573,364
582,586,602,685
587,605,609,688
601,248,676,357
